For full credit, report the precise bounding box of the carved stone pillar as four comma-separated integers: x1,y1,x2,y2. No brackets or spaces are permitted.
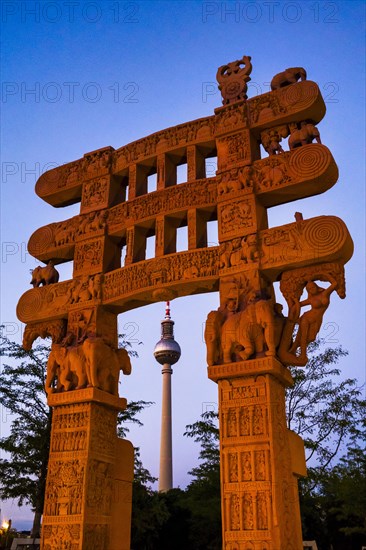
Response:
208,357,306,550
157,153,177,190
155,216,165,257
128,165,137,200
41,388,134,550
187,208,207,249
187,145,206,181
125,227,135,265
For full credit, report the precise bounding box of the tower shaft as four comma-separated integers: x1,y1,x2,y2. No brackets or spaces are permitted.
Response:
159,364,173,492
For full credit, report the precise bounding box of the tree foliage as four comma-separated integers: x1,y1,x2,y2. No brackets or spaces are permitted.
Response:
286,340,364,479
0,336,50,537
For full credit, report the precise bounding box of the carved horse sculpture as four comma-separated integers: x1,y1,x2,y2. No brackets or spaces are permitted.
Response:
30,260,59,287
270,67,307,90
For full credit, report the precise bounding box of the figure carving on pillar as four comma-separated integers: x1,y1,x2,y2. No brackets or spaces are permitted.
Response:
255,451,266,480
243,494,254,529
257,492,268,529
230,494,241,530
229,453,239,482
239,407,250,436
253,405,265,435
278,263,345,366
288,278,337,361
227,409,237,437
241,452,252,480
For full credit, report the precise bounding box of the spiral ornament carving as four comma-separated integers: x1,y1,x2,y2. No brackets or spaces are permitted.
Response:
35,169,61,196
288,144,330,179
28,226,55,257
16,288,44,322
303,216,347,255
282,81,318,109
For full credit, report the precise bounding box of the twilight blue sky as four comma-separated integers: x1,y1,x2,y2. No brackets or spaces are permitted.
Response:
1,0,365,527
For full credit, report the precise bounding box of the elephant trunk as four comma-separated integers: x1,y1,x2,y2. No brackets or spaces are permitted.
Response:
299,68,307,80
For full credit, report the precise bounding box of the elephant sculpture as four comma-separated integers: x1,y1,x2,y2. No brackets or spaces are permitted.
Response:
82,336,131,395
204,310,226,366
220,299,284,363
270,67,307,90
288,121,321,149
45,343,88,394
30,260,59,287
45,337,132,396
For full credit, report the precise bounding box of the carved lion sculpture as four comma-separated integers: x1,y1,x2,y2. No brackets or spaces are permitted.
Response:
270,67,307,90
30,261,59,287
220,299,283,363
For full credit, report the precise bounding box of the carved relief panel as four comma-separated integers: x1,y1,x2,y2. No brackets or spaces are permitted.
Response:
217,131,251,172
81,177,110,213
73,236,120,278
44,458,85,517
42,524,81,550
218,196,267,242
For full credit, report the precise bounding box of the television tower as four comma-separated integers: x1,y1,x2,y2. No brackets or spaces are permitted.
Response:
153,302,181,492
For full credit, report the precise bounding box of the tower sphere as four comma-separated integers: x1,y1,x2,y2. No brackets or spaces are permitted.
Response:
154,337,181,365
153,302,181,366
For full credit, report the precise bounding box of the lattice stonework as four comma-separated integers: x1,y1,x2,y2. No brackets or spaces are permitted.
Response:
18,57,353,549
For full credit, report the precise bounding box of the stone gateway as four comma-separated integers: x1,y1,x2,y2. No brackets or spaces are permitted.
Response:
17,55,352,549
